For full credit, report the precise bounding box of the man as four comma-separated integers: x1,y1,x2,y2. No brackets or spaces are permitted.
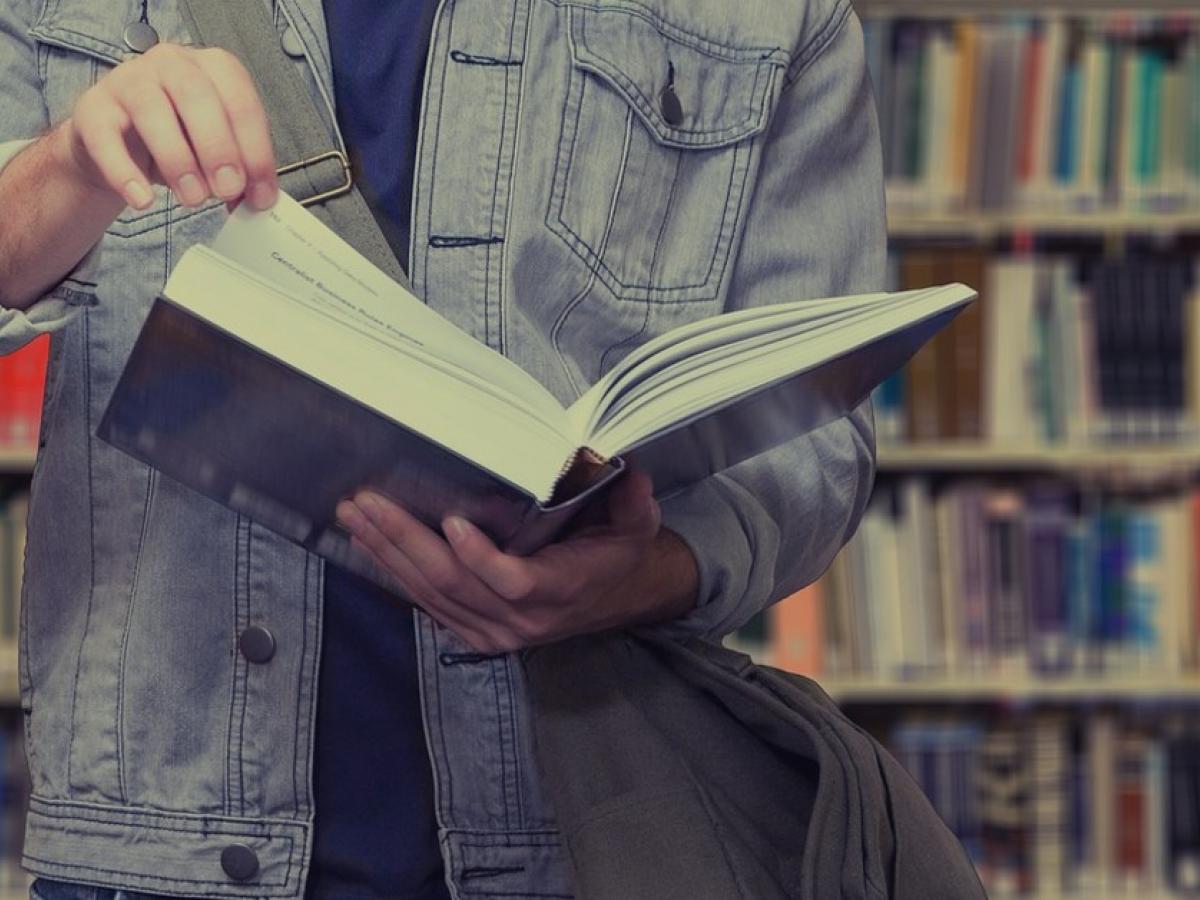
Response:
0,0,881,897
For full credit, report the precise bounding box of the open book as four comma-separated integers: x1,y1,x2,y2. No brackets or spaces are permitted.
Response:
99,194,974,582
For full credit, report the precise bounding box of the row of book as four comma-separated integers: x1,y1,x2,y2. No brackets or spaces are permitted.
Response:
873,251,1200,444
0,336,47,451
863,15,1200,215
766,479,1200,681
885,709,1200,897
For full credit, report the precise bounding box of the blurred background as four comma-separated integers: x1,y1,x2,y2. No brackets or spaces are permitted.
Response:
736,0,1200,896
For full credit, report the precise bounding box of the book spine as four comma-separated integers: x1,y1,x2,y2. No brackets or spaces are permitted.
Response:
1115,734,1149,888
770,580,824,676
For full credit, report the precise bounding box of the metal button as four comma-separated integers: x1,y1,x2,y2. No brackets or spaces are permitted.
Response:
122,20,159,54
220,844,259,882
280,25,306,59
239,625,276,664
660,84,683,127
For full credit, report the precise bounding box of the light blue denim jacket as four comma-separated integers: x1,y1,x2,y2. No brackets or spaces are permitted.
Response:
0,0,883,895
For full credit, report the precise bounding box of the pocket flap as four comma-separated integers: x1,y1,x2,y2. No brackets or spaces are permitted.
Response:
28,0,194,65
568,6,787,149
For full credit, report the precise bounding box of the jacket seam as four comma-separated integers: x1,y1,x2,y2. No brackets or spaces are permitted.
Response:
503,656,524,827
64,306,94,794
115,466,156,804
28,794,310,829
22,849,294,890
290,555,307,816
784,0,851,90
545,0,787,64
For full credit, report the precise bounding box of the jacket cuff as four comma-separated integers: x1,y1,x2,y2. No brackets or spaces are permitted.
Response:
652,475,771,640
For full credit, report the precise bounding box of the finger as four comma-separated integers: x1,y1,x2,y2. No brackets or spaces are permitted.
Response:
443,516,538,602
607,468,660,537
154,51,245,201
71,94,154,209
348,533,495,646
113,77,208,206
194,47,278,210
342,509,517,652
352,493,496,602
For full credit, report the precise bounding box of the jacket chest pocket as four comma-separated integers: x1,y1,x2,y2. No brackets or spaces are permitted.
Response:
28,0,216,240
548,6,786,305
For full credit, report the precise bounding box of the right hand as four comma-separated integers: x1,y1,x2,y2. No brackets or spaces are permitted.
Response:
54,42,279,214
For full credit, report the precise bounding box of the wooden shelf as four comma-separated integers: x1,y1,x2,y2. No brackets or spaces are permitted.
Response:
734,645,1200,702
858,0,1200,15
876,443,1200,473
0,447,34,474
819,675,1200,703
886,210,1200,239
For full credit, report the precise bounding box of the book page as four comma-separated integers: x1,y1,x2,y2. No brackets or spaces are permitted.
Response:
567,290,902,436
163,247,577,501
586,285,976,456
211,194,564,426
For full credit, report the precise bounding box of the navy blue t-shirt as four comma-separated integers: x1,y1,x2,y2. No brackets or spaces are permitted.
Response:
305,3,448,898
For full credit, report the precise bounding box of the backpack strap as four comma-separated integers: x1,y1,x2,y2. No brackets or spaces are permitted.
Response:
176,0,411,287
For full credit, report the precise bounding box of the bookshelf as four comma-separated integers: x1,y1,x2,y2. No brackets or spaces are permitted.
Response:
819,675,1200,703
857,0,1200,12
751,3,1200,895
888,211,1200,239
877,443,1200,472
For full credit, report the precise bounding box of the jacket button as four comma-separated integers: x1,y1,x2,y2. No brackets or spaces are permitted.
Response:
220,844,259,881
280,25,306,58
122,20,159,53
239,626,276,664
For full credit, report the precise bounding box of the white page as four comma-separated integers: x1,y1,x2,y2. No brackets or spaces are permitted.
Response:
211,194,565,427
567,290,900,436
583,296,906,436
166,247,576,501
590,286,974,456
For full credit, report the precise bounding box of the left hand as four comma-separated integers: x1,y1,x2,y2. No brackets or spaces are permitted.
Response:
335,469,699,653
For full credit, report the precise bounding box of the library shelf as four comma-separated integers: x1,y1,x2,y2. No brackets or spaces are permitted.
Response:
0,447,34,475
886,210,1200,239
876,443,1200,473
817,675,1200,703
857,0,1200,15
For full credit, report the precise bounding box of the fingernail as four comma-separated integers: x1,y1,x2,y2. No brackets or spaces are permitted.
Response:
249,181,277,210
214,165,244,199
336,500,364,530
176,172,206,206
444,516,469,543
356,493,382,518
124,179,153,209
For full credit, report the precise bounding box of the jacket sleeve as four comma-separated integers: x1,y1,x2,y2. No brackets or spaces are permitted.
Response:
653,3,885,640
0,0,99,356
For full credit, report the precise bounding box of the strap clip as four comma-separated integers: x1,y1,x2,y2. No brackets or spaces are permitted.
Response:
276,149,353,207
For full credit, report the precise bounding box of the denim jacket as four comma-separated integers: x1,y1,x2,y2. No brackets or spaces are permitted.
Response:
0,0,883,896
